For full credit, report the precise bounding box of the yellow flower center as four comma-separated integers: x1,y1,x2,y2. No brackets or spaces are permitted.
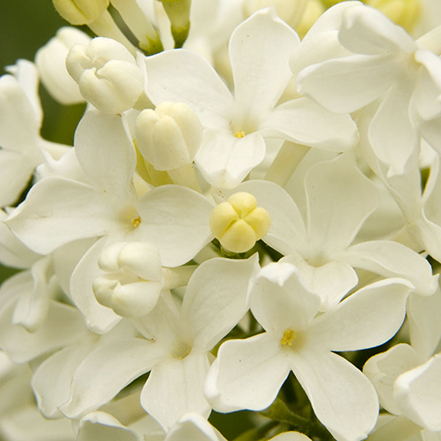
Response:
281,328,296,347
234,131,246,138
132,216,141,228
209,192,271,253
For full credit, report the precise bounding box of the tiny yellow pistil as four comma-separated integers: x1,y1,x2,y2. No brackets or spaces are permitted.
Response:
210,192,271,254
281,328,296,347
132,216,141,228
234,131,246,139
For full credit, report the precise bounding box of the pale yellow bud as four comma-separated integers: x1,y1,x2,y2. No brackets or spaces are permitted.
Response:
158,0,192,48
135,102,202,170
53,0,109,25
366,0,421,33
93,242,164,318
210,192,271,253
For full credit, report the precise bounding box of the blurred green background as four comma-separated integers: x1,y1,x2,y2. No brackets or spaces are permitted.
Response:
0,1,86,284
0,0,66,73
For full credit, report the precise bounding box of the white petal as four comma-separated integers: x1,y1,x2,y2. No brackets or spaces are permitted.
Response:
167,413,227,441
251,262,321,333
195,130,266,189
0,74,40,152
0,406,75,441
407,289,441,361
235,179,307,256
363,343,419,416
305,153,379,255
369,80,419,176
340,3,417,55
182,255,259,351
77,411,140,441
7,59,42,123
290,349,378,441
137,185,213,267
307,278,412,352
298,55,400,113
230,8,300,114
144,49,233,128
420,116,441,153
141,354,211,430
0,211,39,268
283,255,358,311
0,300,86,364
11,257,52,332
205,333,290,412
394,353,441,432
6,177,117,255
32,338,96,418
60,338,167,419
342,240,438,296
74,111,136,196
260,98,358,150
413,49,441,121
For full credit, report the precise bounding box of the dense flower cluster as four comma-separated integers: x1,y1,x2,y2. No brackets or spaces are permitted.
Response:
1,0,441,440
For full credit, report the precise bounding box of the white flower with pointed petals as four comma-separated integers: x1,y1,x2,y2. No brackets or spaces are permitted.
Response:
297,2,441,176
6,111,213,332
205,262,413,441
143,8,358,188
231,154,437,310
59,256,259,429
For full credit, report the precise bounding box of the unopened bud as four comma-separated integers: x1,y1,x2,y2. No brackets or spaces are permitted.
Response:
158,0,191,48
366,0,421,33
66,37,143,113
35,27,90,105
135,102,202,170
92,242,164,318
53,0,109,25
210,192,271,254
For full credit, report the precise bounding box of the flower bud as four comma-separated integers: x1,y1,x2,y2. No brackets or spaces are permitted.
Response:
210,192,271,253
35,27,90,105
92,242,164,318
66,37,143,113
366,0,421,33
158,0,191,48
135,102,202,170
53,0,109,25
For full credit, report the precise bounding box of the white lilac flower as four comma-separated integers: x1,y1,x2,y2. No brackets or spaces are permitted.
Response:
228,153,437,309
297,1,441,176
59,256,258,430
143,8,358,188
6,111,213,332
206,262,413,441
